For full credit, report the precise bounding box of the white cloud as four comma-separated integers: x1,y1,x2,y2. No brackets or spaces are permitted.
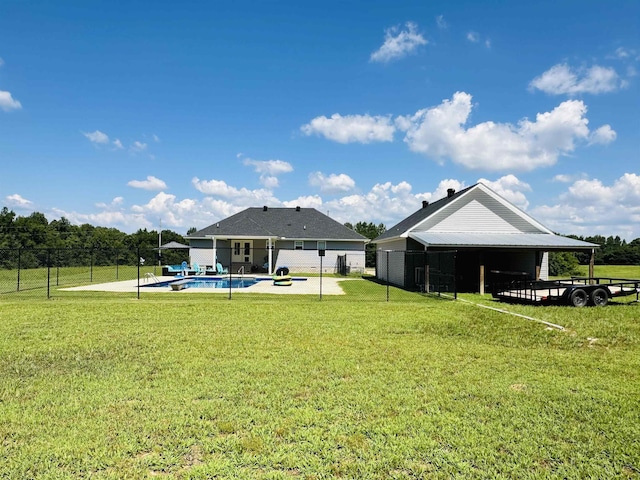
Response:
5,193,33,208
113,139,124,149
0,90,22,112
83,130,109,144
130,141,148,152
192,177,278,205
153,134,160,142
301,113,395,144
131,192,198,226
436,15,447,29
241,158,294,188
283,195,323,209
96,197,124,208
477,175,531,210
52,208,152,231
397,91,600,171
308,172,356,194
0,57,4,67
552,173,587,183
127,176,167,191
531,173,640,239
243,158,293,176
588,124,617,145
370,22,427,63
321,179,462,226
529,63,623,95
466,31,479,43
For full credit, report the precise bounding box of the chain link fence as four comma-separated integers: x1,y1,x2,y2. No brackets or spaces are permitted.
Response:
0,247,458,302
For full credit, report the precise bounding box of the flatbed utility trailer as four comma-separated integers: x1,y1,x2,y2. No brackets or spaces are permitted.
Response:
492,274,640,307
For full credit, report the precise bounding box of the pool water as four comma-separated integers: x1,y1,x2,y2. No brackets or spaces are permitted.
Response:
148,277,260,289
188,278,257,289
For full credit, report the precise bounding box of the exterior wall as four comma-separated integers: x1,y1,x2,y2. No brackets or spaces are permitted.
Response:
189,239,231,269
540,252,549,280
274,249,365,274
375,238,408,286
189,238,365,273
375,249,407,287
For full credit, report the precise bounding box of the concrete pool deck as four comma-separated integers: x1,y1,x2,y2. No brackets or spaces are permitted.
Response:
61,275,353,295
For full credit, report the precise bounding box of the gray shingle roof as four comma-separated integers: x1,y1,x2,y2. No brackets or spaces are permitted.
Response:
188,207,366,241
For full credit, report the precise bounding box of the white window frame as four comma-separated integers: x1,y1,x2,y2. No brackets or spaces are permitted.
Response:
317,241,326,250
294,240,304,250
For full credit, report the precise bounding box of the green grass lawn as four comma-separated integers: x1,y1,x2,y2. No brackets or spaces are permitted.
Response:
1,265,639,478
1,285,639,479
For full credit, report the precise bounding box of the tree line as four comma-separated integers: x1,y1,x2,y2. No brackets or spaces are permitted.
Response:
0,207,189,269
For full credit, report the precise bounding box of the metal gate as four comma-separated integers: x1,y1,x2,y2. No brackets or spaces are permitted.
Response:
426,250,457,298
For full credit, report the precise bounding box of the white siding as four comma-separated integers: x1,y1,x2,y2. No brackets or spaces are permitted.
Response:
415,188,546,234
540,252,549,280
376,249,406,287
430,199,520,233
189,248,216,268
274,250,365,274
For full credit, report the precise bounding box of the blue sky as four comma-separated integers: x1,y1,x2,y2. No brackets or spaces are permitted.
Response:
1,1,639,238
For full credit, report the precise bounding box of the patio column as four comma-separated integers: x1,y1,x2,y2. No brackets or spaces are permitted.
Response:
210,236,217,268
268,238,273,275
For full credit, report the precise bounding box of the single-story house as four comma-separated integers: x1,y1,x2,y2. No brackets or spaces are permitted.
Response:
187,206,367,274
374,183,599,294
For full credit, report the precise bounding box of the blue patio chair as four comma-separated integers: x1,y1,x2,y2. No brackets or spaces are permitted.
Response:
193,262,206,275
216,262,229,274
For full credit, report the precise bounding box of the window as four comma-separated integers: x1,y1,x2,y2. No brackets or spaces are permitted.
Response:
317,241,326,250
294,240,304,250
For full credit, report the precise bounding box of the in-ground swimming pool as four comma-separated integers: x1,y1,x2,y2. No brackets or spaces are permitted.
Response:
149,277,262,290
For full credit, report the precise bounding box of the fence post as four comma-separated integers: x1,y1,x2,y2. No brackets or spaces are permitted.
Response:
386,250,390,302
56,248,60,286
17,248,21,292
47,249,51,299
137,246,141,300
116,249,119,280
90,249,94,283
453,251,457,300
319,255,323,300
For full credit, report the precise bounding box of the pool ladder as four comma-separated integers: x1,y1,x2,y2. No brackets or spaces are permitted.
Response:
237,266,245,276
144,272,160,283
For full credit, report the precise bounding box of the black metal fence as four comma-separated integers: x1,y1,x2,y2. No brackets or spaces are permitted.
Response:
0,247,458,302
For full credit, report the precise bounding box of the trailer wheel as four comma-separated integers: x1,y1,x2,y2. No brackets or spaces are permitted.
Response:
569,288,588,307
590,288,609,307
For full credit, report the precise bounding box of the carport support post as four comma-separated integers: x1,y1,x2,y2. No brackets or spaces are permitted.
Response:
589,248,595,282
479,253,485,295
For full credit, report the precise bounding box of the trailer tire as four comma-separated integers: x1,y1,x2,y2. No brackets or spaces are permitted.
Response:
569,288,588,307
590,288,609,307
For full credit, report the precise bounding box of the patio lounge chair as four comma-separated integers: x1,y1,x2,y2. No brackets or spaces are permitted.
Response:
216,262,228,274
193,262,206,275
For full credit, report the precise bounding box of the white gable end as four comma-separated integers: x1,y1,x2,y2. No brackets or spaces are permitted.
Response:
429,199,521,233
